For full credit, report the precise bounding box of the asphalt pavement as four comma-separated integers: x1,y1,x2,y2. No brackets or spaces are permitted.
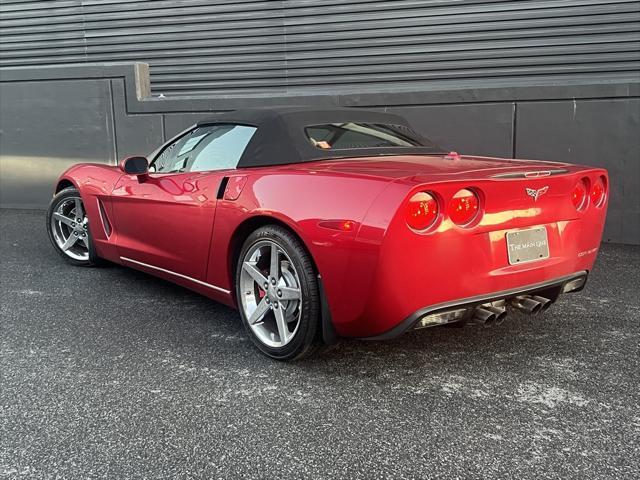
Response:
1,208,639,479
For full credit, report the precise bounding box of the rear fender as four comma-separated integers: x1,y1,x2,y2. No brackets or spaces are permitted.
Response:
206,172,397,326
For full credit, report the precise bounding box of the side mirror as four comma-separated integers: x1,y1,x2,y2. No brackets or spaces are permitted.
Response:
119,156,149,176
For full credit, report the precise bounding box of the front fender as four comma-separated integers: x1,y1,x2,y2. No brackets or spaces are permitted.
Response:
53,163,123,262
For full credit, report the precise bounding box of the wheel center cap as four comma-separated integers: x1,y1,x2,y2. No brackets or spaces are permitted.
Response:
267,288,277,302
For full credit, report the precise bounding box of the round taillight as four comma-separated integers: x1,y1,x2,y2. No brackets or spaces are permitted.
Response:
591,176,607,208
448,189,480,226
405,192,439,231
571,179,589,211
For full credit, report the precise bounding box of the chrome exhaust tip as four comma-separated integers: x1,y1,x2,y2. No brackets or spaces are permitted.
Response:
485,305,507,325
510,296,543,315
472,307,496,327
531,295,552,313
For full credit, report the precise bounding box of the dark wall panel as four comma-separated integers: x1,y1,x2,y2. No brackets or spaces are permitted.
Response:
0,78,115,207
386,103,515,158
0,65,638,244
0,79,114,160
516,98,640,243
109,78,163,159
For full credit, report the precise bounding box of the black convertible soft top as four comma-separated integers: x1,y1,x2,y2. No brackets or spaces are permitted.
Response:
195,107,444,168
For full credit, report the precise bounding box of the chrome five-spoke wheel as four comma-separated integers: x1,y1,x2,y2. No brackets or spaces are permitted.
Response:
50,196,90,261
240,239,302,348
236,225,321,360
47,187,97,266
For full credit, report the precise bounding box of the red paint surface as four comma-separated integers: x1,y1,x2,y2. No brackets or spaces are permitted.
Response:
56,154,608,337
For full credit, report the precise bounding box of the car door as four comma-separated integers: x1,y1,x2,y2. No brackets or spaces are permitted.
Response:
110,123,257,281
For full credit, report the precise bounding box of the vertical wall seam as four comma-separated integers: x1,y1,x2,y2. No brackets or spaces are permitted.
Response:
108,79,118,163
511,101,518,159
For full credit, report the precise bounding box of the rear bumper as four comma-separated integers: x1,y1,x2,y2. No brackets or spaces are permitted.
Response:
360,270,588,340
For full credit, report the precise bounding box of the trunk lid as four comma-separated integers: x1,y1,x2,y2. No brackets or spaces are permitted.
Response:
290,154,574,181
290,153,604,232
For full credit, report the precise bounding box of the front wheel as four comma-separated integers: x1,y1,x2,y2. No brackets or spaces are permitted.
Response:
236,225,320,360
46,187,99,267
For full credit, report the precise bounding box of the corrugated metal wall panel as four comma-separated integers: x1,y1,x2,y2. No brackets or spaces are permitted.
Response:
1,0,639,96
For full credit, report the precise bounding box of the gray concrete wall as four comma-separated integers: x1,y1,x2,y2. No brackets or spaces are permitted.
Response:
0,63,638,244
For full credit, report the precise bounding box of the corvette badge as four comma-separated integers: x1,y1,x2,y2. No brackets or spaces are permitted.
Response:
525,186,549,202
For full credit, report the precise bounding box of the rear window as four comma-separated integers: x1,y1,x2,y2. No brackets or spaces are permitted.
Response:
305,122,439,150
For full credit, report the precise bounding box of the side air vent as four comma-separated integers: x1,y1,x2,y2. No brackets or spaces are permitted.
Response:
217,177,230,199
97,199,112,238
491,169,569,179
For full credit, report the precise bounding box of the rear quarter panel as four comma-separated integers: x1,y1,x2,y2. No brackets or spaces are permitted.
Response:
206,169,397,316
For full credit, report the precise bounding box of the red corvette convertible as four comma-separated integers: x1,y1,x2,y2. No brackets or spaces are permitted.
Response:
47,108,608,360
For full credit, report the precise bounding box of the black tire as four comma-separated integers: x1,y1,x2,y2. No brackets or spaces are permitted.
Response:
235,225,321,361
46,187,101,267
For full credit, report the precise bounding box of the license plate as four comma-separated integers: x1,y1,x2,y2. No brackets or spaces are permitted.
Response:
506,227,549,265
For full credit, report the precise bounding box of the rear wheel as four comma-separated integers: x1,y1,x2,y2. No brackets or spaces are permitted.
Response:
236,225,320,360
46,187,99,266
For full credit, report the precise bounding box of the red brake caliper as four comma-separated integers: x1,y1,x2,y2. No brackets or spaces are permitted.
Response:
258,269,267,298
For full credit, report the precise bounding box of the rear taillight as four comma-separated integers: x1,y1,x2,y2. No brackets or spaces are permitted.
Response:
571,179,589,211
448,189,480,226
405,192,438,231
591,176,607,208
